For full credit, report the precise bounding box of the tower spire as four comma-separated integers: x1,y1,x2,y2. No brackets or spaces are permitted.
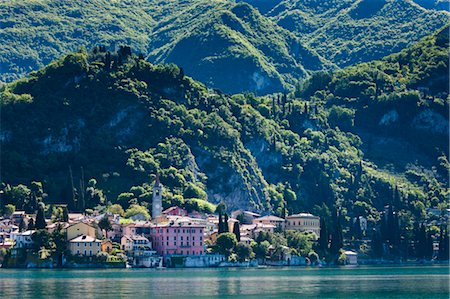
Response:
155,172,160,186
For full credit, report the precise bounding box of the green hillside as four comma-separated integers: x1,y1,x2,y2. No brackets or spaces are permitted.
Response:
0,0,327,94
1,26,448,229
1,0,447,94
262,0,449,66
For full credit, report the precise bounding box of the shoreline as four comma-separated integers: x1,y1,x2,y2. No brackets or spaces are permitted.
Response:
1,260,448,270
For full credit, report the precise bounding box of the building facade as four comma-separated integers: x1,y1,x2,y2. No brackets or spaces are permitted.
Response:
68,235,102,256
150,218,205,256
285,213,320,236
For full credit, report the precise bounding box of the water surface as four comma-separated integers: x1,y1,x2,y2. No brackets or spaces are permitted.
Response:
0,265,448,298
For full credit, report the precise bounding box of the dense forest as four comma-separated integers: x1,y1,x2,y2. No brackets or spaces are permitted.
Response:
1,21,449,259
0,0,448,94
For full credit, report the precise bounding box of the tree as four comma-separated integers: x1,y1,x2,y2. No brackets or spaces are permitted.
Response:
216,233,237,256
218,212,224,234
330,210,343,256
124,204,150,220
318,218,329,254
371,230,383,258
215,202,227,215
98,216,112,239
62,206,69,222
235,243,254,262
108,204,125,216
27,218,35,230
224,214,229,233
233,222,241,242
35,204,47,230
4,204,15,217
52,224,67,266
18,217,26,232
252,240,270,260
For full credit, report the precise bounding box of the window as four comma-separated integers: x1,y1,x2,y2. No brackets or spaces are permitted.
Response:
174,242,177,246
166,242,169,246
181,236,183,240
193,236,195,240
193,229,195,233
77,243,80,247
174,236,176,240
167,236,169,241
181,242,184,246
166,229,169,233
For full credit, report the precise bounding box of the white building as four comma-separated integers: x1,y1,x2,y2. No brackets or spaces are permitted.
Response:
11,230,35,248
285,213,320,236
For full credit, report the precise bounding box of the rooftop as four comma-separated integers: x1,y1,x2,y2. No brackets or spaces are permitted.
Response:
69,235,101,243
286,213,319,219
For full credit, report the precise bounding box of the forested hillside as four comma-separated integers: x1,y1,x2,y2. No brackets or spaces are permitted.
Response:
259,0,449,67
1,24,448,237
0,0,448,94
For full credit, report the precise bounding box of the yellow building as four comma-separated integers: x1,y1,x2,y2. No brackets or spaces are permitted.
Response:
69,235,102,256
101,240,113,254
285,213,320,236
66,222,96,241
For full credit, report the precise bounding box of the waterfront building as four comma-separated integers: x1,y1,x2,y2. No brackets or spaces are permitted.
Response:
10,230,35,248
10,211,26,225
344,250,358,265
285,213,320,236
150,217,205,256
101,240,113,254
68,235,102,256
66,222,96,241
252,215,285,230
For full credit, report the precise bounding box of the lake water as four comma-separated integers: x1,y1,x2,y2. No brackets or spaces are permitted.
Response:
0,265,448,298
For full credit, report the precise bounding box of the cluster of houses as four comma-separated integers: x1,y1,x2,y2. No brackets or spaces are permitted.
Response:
0,180,323,267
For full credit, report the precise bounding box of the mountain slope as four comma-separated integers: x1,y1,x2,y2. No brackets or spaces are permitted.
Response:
1,0,447,94
1,27,448,221
262,0,449,66
0,0,327,94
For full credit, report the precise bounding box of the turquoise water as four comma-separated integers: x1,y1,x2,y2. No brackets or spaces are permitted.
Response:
0,265,448,298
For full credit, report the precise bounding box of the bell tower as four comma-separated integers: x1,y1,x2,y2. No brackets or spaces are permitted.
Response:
152,173,163,221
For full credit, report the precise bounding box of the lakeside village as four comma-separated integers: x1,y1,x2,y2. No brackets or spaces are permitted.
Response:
0,177,448,269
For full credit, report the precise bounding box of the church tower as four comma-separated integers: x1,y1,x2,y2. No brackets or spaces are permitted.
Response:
152,173,163,221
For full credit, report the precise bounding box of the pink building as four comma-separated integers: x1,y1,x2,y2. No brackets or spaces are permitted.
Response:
150,217,205,256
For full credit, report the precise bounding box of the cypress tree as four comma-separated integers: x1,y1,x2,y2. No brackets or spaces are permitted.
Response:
35,204,47,230
18,217,26,232
233,222,241,242
27,218,35,230
224,213,229,233
218,212,224,234
319,218,328,253
62,206,69,222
